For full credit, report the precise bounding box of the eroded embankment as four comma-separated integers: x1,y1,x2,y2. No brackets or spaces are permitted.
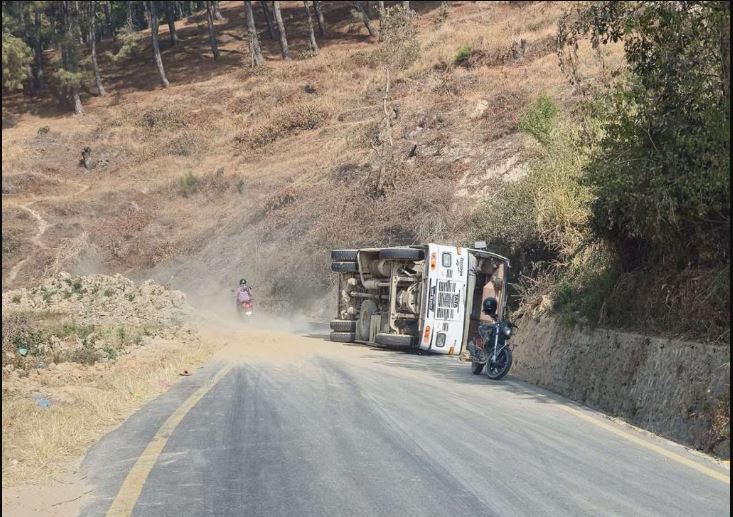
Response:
512,317,730,458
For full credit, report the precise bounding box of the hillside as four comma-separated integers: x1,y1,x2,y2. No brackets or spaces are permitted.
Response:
2,1,598,316
2,1,730,498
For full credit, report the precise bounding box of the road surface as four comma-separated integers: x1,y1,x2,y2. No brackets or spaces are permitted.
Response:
80,325,730,517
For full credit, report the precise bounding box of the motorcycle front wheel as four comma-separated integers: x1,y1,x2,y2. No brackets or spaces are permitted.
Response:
485,348,512,380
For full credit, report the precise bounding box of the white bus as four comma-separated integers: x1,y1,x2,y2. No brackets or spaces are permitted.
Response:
329,243,510,355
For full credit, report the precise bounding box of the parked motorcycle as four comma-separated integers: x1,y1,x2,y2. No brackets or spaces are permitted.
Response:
467,318,515,380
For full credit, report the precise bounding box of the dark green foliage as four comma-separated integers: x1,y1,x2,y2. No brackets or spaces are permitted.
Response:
559,1,730,266
2,32,33,90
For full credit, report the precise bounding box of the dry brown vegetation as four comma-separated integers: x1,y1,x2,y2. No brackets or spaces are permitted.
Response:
1,273,213,485
2,1,606,315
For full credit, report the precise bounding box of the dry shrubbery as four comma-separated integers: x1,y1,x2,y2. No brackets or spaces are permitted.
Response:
247,160,471,312
2,273,209,486
235,101,331,149
138,103,188,131
175,169,244,199
165,130,210,157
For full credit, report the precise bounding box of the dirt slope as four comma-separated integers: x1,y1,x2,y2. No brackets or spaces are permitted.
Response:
2,1,603,314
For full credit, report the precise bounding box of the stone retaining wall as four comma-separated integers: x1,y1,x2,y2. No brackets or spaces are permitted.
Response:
512,316,730,458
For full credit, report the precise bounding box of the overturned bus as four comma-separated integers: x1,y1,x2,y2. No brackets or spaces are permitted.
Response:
329,243,510,355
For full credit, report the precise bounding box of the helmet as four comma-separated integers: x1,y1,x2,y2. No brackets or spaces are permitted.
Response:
239,278,247,286
482,297,498,316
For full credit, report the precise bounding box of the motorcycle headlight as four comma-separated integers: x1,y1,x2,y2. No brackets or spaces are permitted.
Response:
503,326,512,338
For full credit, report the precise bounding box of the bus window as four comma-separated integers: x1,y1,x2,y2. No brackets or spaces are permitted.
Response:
441,252,452,268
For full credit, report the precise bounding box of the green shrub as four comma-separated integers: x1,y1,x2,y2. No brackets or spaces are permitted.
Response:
454,45,472,65
518,95,557,146
104,347,118,361
179,171,199,197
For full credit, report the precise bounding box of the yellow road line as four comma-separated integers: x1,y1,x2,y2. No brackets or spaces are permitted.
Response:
559,405,730,485
106,364,235,517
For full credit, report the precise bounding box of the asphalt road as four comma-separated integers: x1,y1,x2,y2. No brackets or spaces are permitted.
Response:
80,326,730,517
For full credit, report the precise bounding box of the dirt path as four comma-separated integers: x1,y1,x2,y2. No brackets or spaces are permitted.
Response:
5,202,49,286
4,172,90,288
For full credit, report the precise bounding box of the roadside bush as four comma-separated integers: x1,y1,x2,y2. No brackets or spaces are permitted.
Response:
559,1,730,267
474,98,591,261
517,95,557,146
473,96,594,313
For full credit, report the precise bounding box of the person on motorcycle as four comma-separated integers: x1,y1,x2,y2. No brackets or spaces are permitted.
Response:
236,278,252,308
477,297,498,345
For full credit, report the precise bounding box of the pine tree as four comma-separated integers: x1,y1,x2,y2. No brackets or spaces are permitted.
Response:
205,1,221,60
303,1,318,54
244,1,264,67
273,1,290,61
89,0,106,95
166,1,180,45
144,1,170,87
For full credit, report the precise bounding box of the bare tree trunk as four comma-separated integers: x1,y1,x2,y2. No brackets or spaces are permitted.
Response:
205,1,221,60
244,0,264,66
313,1,326,37
273,1,290,60
126,2,134,30
145,1,170,87
212,0,225,20
377,68,393,192
62,1,84,114
103,1,113,39
33,8,44,92
378,0,385,41
75,1,86,44
303,1,318,54
354,1,374,37
261,1,277,40
89,1,106,95
166,1,180,44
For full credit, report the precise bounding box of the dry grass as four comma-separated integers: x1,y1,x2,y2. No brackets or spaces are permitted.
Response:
1,0,618,309
1,335,216,486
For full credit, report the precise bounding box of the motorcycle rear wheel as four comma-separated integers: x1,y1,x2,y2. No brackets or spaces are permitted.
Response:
485,348,512,380
471,362,485,375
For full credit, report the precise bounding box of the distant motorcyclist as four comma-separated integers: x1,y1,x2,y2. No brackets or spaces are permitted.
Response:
236,278,252,303
235,278,253,317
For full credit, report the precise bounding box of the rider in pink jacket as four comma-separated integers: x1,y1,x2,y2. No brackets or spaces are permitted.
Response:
236,278,252,303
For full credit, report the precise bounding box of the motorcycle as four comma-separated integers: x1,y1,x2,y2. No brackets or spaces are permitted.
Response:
234,288,254,319
467,318,515,380
238,300,254,317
